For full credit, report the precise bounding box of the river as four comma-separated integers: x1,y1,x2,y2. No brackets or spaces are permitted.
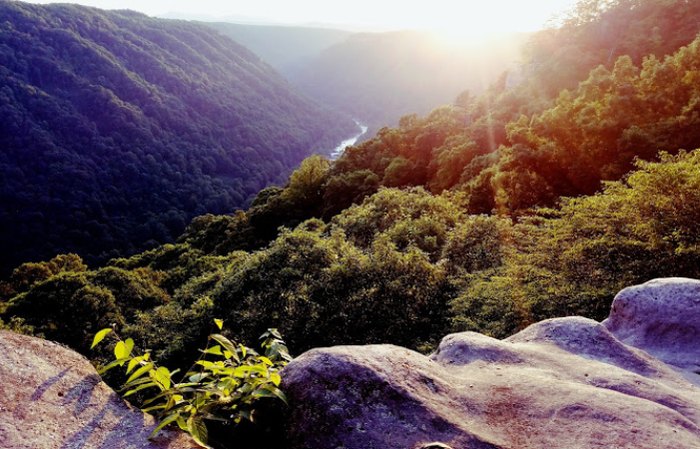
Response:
329,120,368,160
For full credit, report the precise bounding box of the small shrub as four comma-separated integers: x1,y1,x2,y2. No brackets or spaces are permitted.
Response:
92,320,291,448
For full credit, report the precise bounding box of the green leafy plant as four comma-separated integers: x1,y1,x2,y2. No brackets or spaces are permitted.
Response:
92,320,292,448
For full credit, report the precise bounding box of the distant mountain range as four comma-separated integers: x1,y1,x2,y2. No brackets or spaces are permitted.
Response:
0,1,356,274
207,23,352,74
207,22,527,133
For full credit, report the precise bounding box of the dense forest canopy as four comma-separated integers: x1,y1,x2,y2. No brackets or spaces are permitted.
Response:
2,0,700,393
0,1,356,275
324,0,700,215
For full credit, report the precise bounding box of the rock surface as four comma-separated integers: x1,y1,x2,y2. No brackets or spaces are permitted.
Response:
603,277,700,380
282,278,700,449
0,330,196,449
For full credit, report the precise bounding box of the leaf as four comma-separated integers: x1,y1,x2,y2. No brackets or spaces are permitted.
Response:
126,362,154,384
201,345,223,356
188,372,208,383
261,328,282,340
149,412,180,439
175,415,188,432
121,376,156,390
124,381,157,397
98,357,130,375
125,338,135,354
214,318,224,330
195,360,217,370
187,416,212,448
210,334,240,363
152,366,171,390
90,328,112,349
248,364,268,376
114,339,134,360
126,355,148,374
141,404,167,413
269,372,282,386
253,385,288,404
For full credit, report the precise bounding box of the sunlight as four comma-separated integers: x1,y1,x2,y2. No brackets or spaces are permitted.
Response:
416,1,576,44
25,0,579,35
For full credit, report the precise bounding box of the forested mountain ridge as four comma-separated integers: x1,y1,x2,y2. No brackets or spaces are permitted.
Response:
206,22,352,74
204,22,525,137
0,1,356,275
289,30,525,134
323,0,700,214
524,0,700,98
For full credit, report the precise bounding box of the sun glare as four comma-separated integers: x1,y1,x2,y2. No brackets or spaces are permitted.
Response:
26,0,579,37
411,0,575,44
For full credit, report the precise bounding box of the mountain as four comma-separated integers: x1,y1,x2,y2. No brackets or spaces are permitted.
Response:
289,30,526,132
0,1,357,275
4,2,700,446
202,23,525,135
206,22,352,74
523,0,700,98
4,0,700,350
320,0,700,212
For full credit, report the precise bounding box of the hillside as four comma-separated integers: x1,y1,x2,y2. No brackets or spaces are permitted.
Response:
3,0,700,357
3,1,700,446
290,30,526,132
0,1,357,275
325,0,700,211
205,22,352,74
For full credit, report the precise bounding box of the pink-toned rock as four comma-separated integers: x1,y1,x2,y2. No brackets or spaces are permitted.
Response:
282,279,700,449
603,277,700,381
0,330,197,449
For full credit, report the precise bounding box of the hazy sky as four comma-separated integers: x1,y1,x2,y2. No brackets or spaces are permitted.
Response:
25,0,581,35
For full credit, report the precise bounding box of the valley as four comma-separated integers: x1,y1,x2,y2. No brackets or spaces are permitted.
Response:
2,0,700,448
329,120,368,160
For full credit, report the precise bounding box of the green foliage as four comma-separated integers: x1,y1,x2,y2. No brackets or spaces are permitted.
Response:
8,150,700,358
0,1,356,275
306,1,700,217
93,322,291,448
333,187,465,254
453,150,700,328
0,316,35,335
91,267,169,319
124,296,215,369
441,216,511,275
525,0,700,97
4,0,700,395
157,19,700,273
4,272,124,350
450,274,527,338
321,169,380,218
5,254,87,298
206,211,455,352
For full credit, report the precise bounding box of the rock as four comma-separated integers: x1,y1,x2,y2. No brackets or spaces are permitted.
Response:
603,277,700,378
282,279,700,449
0,330,196,449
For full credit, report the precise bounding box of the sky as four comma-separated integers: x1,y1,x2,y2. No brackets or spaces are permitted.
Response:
25,0,581,36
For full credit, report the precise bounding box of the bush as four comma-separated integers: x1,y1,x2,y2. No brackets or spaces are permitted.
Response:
93,321,291,449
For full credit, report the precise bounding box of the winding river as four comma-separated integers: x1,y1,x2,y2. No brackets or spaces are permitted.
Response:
329,120,368,160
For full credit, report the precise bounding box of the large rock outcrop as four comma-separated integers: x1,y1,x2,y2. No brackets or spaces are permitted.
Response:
603,277,700,379
282,278,700,449
0,330,196,449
